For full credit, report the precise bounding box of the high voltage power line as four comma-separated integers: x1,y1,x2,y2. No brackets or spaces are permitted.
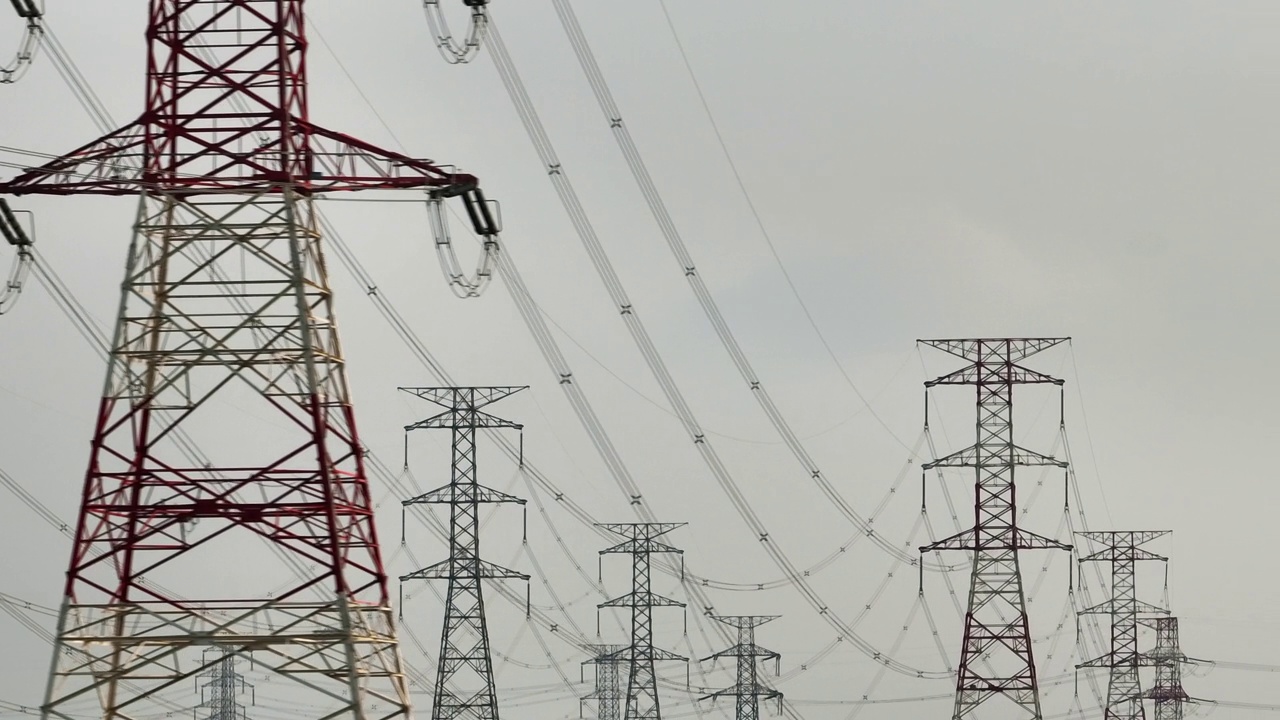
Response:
0,1,1090,696
2,4,1269,717
0,9,1080,702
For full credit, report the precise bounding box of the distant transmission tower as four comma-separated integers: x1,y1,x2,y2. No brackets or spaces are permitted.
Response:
196,648,254,720
581,644,627,720
0,3,501,720
700,615,782,720
1139,617,1191,720
918,338,1072,720
1077,531,1170,720
597,523,688,720
400,387,530,720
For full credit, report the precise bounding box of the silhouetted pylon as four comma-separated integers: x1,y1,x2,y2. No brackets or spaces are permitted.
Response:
700,615,782,720
918,338,1073,720
1077,531,1170,720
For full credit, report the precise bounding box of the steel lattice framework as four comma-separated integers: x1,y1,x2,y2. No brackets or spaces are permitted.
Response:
700,616,782,720
399,387,529,720
582,644,627,720
919,338,1072,720
0,3,498,720
597,523,687,720
1139,617,1191,720
196,648,253,720
1078,531,1170,720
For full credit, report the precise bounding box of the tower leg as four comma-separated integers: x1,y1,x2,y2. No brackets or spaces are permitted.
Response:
43,192,410,720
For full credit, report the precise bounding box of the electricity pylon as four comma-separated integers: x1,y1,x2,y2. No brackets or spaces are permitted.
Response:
1139,617,1192,720
399,387,530,720
0,3,499,720
196,648,253,720
597,523,688,720
918,338,1073,720
582,644,627,720
1077,531,1170,720
700,615,782,720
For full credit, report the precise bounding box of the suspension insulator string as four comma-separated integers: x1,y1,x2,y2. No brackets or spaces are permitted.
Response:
422,0,489,65
426,193,499,298
0,201,33,315
1,0,43,85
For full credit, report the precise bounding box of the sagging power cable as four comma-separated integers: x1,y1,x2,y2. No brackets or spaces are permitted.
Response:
540,0,936,557
419,12,956,678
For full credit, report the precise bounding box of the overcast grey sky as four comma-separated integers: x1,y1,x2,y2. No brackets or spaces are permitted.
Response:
1,2,1278,719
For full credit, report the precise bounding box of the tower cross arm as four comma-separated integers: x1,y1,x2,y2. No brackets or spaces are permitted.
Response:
699,685,782,703
607,646,688,663
398,386,527,411
404,408,523,432
398,557,529,583
1078,546,1168,563
1078,598,1168,616
711,615,780,630
598,591,685,609
0,118,480,196
921,527,1070,553
922,442,1067,470
918,338,1069,363
1077,530,1171,549
401,482,526,506
924,362,1063,387
595,522,686,540
599,538,682,556
700,644,780,663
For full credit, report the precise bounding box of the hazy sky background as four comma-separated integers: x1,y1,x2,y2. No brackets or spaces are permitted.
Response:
0,2,1278,719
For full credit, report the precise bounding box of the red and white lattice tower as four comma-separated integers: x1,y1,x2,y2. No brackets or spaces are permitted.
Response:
0,3,496,720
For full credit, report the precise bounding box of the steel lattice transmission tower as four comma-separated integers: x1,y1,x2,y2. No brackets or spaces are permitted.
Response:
196,648,254,720
918,338,1073,720
0,3,498,720
399,387,530,720
581,644,627,720
597,523,688,720
1139,617,1191,720
700,615,782,720
1077,531,1170,720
